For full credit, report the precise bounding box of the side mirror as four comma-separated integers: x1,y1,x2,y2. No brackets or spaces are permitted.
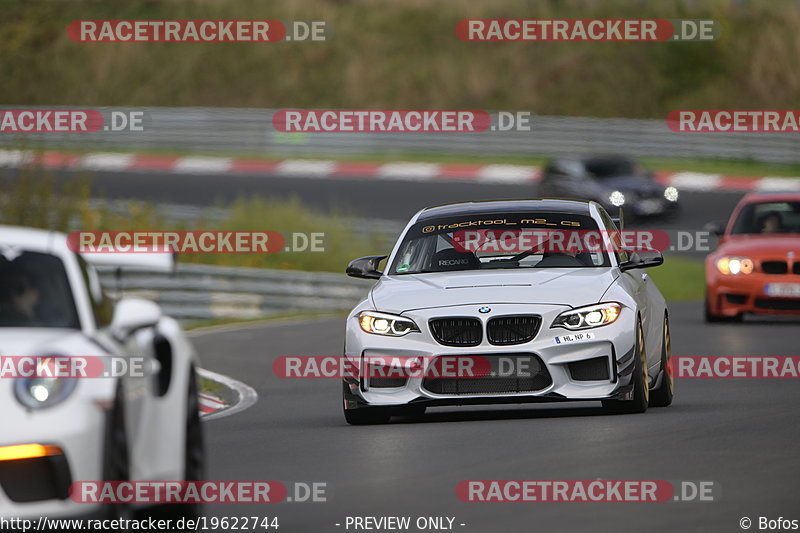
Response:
110,298,161,340
346,255,387,280
704,221,726,237
619,250,664,272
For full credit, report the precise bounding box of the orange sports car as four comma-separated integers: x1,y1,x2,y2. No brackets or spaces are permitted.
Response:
705,192,800,322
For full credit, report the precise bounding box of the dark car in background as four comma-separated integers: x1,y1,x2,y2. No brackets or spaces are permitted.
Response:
538,155,680,219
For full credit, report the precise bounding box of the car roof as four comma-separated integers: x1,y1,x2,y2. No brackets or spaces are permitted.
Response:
0,225,63,253
417,199,592,221
740,192,800,203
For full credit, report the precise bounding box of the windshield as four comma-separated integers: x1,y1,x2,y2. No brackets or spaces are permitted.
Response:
585,158,642,179
390,212,611,275
0,251,80,328
731,201,800,235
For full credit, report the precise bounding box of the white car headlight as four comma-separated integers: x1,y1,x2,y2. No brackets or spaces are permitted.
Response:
358,311,419,336
609,191,626,207
551,303,622,330
14,373,77,410
664,186,679,202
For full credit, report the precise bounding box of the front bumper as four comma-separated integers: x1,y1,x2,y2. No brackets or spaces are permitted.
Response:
707,271,800,316
344,304,637,410
0,397,107,519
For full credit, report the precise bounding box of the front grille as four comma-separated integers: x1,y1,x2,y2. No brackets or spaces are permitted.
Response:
487,316,540,345
422,354,551,395
794,263,800,275
762,261,788,274
755,298,800,311
429,317,482,346
568,356,611,381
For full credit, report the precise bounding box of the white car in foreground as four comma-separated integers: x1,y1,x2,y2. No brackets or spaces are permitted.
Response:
0,226,203,520
343,199,673,424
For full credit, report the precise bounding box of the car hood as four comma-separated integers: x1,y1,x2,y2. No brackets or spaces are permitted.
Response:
371,268,619,313
718,235,800,257
599,175,665,194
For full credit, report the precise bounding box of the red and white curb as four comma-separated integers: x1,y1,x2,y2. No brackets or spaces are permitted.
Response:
2,148,799,193
197,368,258,421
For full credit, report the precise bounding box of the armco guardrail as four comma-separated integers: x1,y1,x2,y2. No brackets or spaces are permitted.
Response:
3,106,800,164
97,263,374,323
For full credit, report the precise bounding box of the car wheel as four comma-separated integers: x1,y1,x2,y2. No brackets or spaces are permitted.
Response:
342,382,391,425
705,293,742,323
649,315,673,407
102,384,131,519
602,319,649,414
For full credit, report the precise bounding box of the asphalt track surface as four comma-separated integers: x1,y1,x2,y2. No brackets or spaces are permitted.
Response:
3,167,744,228
195,304,800,533
9,166,797,530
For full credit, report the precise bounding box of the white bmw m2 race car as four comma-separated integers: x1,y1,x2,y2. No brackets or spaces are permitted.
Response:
0,226,203,520
343,199,673,424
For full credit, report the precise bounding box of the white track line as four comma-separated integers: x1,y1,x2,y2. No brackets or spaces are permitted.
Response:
197,368,258,421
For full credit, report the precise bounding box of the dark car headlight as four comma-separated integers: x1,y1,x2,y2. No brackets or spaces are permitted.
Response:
551,303,622,330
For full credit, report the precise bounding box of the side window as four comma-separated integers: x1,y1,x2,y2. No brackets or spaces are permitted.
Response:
77,256,114,327
598,208,628,264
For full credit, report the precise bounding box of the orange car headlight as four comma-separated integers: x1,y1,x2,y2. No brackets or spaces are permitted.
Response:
716,256,754,275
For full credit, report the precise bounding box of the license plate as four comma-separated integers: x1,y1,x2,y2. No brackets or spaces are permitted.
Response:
765,283,800,297
554,332,595,344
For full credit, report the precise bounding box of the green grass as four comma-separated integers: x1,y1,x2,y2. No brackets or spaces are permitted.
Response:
0,167,388,272
3,0,800,119
649,255,705,302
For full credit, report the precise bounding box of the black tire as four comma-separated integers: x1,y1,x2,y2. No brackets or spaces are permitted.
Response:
602,319,649,414
704,294,722,323
342,382,391,425
705,294,742,323
649,315,674,407
102,384,131,519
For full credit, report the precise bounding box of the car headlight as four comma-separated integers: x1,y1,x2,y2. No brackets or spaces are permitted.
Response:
664,186,679,202
551,303,622,330
716,256,754,275
609,191,626,207
14,362,78,410
358,311,419,336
